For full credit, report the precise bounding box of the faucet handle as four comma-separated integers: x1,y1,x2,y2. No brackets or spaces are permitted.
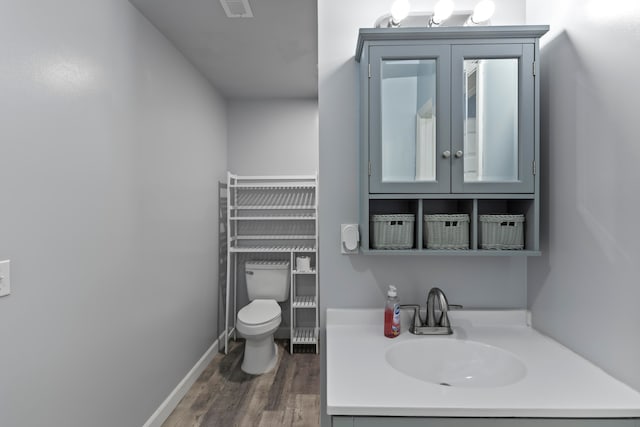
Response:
399,304,422,333
439,304,462,328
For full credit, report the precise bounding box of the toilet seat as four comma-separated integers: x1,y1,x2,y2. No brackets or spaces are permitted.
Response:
238,299,280,324
237,300,281,336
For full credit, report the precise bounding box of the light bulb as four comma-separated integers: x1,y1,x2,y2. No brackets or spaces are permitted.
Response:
471,0,495,23
390,0,411,25
432,0,454,25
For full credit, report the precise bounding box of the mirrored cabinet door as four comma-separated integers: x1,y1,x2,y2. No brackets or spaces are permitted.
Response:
369,45,451,194
451,44,535,193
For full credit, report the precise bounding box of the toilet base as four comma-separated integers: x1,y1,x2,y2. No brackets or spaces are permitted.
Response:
241,336,278,375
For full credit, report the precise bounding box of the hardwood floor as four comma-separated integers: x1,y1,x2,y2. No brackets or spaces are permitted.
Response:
162,340,320,427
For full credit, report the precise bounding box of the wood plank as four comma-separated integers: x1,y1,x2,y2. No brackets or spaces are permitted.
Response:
161,352,229,427
291,394,321,427
162,340,319,427
280,394,321,427
235,348,281,425
290,354,320,395
265,344,297,411
258,410,294,427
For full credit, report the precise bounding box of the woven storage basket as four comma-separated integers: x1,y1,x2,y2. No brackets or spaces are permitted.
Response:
370,214,415,249
479,214,525,250
423,214,470,250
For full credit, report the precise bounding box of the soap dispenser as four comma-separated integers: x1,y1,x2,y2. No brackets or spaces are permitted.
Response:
384,285,400,338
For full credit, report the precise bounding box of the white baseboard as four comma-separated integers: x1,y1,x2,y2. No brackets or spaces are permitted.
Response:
142,332,225,427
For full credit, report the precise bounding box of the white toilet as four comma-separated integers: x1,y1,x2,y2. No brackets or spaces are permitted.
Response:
237,260,290,375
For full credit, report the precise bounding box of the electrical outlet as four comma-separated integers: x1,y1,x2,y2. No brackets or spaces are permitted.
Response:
0,260,11,297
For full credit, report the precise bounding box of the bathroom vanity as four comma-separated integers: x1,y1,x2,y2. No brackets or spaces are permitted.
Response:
327,309,640,426
357,26,549,254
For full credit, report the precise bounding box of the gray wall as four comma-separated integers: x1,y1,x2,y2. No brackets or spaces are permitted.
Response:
318,1,525,425
526,1,640,392
227,98,319,175
0,1,227,426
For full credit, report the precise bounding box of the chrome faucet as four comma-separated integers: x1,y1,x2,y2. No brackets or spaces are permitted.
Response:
426,287,451,330
400,287,461,335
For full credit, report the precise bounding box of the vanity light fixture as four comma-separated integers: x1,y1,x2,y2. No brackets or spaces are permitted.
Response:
468,0,496,24
376,0,495,28
429,0,455,27
390,0,411,27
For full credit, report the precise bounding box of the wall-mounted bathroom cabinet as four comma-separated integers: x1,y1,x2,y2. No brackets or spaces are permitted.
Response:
356,26,549,255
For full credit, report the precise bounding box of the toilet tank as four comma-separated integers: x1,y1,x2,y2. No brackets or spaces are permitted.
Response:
245,261,290,302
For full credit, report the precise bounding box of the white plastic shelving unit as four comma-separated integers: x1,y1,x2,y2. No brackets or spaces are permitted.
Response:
224,172,319,355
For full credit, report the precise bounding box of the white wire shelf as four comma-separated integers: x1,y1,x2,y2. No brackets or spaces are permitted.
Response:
233,235,316,241
230,183,315,189
232,190,316,209
229,214,315,221
293,269,316,274
292,296,316,308
227,173,319,355
231,205,315,210
292,327,318,344
229,245,316,253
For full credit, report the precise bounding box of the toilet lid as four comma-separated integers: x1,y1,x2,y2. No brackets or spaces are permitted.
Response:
238,300,281,325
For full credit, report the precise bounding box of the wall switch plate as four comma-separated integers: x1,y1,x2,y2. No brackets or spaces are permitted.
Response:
0,260,10,297
341,224,359,254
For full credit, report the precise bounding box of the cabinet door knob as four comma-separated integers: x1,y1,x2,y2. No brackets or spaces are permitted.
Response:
442,150,451,159
455,150,464,158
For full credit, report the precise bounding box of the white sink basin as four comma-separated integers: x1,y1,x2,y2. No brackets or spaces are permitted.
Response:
385,338,526,388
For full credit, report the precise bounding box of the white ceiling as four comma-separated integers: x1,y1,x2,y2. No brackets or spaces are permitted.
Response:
131,0,318,99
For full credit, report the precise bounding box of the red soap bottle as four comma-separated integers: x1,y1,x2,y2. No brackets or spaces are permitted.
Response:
384,285,400,338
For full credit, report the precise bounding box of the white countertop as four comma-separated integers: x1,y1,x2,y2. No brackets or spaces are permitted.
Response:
326,308,640,418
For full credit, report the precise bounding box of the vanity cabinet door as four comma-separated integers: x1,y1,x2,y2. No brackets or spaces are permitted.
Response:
368,45,451,194
343,417,638,427
451,43,536,194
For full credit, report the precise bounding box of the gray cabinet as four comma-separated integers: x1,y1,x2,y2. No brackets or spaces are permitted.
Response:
357,26,548,255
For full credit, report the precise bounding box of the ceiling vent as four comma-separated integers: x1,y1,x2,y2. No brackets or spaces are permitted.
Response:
220,0,253,18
